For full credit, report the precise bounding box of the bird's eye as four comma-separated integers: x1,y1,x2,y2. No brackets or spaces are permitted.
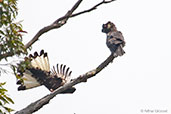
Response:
103,24,107,28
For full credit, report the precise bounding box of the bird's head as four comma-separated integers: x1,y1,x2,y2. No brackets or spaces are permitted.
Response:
102,21,117,34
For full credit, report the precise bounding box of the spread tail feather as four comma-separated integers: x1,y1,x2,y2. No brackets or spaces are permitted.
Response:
17,70,41,90
29,50,50,72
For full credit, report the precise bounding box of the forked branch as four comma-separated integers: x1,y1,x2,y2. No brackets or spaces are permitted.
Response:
24,0,115,49
0,0,115,60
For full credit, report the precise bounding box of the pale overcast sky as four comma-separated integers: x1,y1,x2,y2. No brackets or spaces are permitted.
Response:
1,0,171,114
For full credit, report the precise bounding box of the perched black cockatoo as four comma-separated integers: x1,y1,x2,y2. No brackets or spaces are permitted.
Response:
16,50,76,93
102,21,125,57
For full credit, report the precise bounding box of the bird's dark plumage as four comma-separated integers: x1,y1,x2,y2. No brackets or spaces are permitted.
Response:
102,21,125,57
16,50,76,93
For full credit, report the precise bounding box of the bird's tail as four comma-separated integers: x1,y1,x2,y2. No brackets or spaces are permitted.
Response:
113,46,125,57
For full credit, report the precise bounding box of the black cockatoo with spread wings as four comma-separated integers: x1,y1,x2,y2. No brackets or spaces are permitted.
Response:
102,21,125,57
16,50,76,93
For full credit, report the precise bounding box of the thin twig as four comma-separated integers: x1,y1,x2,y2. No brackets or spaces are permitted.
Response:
71,0,115,18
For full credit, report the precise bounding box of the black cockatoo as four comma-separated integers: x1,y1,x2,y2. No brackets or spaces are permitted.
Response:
16,50,76,94
102,21,125,57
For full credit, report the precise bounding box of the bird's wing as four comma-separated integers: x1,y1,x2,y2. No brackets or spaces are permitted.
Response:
109,31,125,46
51,64,72,84
49,64,76,93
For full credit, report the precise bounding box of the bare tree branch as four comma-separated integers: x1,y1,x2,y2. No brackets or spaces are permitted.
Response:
0,53,14,60
71,0,115,18
15,53,116,114
24,0,83,49
0,0,82,60
0,0,115,60
24,0,115,49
